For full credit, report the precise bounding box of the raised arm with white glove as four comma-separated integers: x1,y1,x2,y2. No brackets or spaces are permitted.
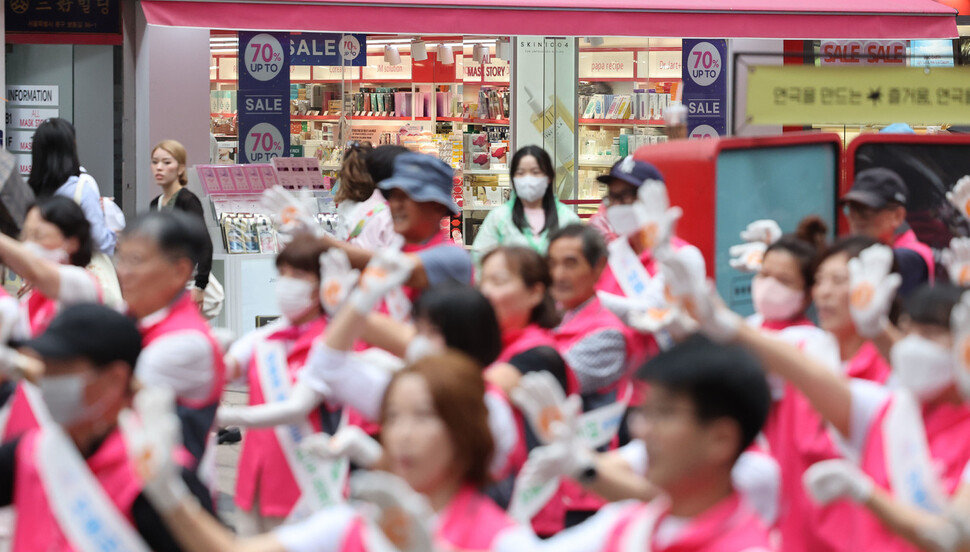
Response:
848,244,902,339
349,471,434,552
804,459,874,506
943,237,970,288
302,426,384,469
946,176,970,222
319,249,360,316
261,186,325,243
348,249,416,315
658,247,741,343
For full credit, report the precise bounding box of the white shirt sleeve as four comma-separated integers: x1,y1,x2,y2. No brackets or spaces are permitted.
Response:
484,390,520,478
731,450,781,527
529,501,632,551
616,439,648,477
57,265,101,305
300,344,392,422
847,378,892,459
274,503,357,552
225,320,286,381
135,331,214,403
493,525,543,552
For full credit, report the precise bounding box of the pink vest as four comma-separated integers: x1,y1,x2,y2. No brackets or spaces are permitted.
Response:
844,341,891,384
342,485,515,551
12,427,143,551
603,493,773,552
893,229,936,283
2,384,40,442
760,320,856,552
235,316,329,517
553,296,634,396
140,293,226,464
23,269,102,337
854,399,970,551
497,323,578,395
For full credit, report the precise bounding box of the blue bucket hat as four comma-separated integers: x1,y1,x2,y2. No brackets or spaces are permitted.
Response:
596,155,664,188
378,153,458,215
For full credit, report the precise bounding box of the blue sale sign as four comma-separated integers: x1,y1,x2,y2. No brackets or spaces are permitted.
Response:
289,33,366,66
682,39,728,139
238,31,290,164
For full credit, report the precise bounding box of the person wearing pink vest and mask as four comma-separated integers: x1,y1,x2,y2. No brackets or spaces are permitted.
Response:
0,197,102,442
524,335,774,551
115,211,226,466
841,167,935,297
665,242,970,552
121,352,538,552
0,303,213,552
219,238,337,535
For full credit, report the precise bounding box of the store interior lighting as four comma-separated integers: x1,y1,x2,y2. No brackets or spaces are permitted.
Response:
472,43,489,63
384,44,402,65
410,39,428,61
496,39,511,60
438,44,455,65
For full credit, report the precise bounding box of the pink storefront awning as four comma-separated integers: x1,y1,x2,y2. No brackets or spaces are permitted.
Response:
141,0,959,39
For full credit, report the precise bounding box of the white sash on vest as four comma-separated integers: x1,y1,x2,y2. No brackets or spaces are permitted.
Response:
606,238,672,349
578,382,633,450
36,426,151,552
384,287,411,322
883,390,947,513
618,500,665,552
255,340,348,523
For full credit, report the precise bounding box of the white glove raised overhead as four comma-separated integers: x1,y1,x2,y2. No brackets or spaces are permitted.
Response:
803,459,874,505
261,186,323,243
942,237,970,287
740,219,783,245
728,242,768,274
946,175,970,221
350,471,434,552
118,387,190,513
319,249,361,315
509,371,581,445
0,346,44,382
633,181,683,253
951,291,970,401
847,245,901,339
348,249,416,315
301,426,383,468
658,248,740,343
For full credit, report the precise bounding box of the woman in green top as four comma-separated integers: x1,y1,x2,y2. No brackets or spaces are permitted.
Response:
471,145,579,265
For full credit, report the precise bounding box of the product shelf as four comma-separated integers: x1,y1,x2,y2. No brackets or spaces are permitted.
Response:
437,117,510,125
465,169,509,175
211,112,237,118
579,118,665,126
290,115,431,122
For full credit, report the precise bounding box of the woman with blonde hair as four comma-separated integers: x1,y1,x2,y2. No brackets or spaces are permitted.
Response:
148,139,215,312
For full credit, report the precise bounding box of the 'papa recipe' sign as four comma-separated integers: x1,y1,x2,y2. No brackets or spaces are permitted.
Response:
746,65,970,126
820,40,907,65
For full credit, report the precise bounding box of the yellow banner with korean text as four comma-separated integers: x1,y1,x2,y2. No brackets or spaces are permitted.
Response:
746,65,970,126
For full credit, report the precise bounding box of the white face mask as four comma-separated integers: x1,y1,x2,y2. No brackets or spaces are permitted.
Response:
275,276,317,321
24,241,69,264
39,373,91,426
751,276,805,322
891,334,955,401
605,204,640,236
513,175,549,203
404,334,443,364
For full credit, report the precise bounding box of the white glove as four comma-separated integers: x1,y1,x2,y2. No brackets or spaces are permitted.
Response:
0,346,44,382
509,371,581,444
942,237,970,287
350,471,434,552
319,249,361,316
803,459,874,505
597,290,671,332
728,242,768,273
740,219,782,245
951,291,970,399
946,175,970,221
348,250,416,314
261,186,322,242
118,387,191,513
302,426,383,468
659,248,740,343
634,181,683,253
847,245,901,339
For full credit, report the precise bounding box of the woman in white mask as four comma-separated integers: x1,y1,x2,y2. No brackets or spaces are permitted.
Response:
472,146,579,267
221,238,345,535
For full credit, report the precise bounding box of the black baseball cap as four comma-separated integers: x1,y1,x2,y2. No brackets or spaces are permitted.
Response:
840,167,908,210
597,156,665,188
22,303,142,369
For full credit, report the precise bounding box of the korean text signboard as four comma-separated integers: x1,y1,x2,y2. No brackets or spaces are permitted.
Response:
238,32,290,164
6,85,59,175
682,39,727,139
6,0,120,38
289,33,366,66
746,65,970,126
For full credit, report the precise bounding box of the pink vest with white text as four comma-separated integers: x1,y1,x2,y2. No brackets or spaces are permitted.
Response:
603,493,773,552
235,316,329,517
140,293,226,464
853,399,970,551
894,229,935,283
12,428,143,551
341,485,516,552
